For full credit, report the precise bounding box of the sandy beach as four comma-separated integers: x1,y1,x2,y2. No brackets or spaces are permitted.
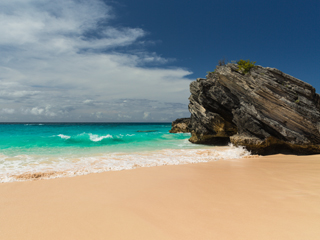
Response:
1,154,320,240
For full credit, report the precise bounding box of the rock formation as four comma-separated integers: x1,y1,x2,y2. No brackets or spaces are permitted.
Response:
174,63,320,154
169,118,190,133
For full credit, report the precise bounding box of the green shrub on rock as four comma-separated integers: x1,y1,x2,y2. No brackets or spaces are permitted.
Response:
237,59,257,74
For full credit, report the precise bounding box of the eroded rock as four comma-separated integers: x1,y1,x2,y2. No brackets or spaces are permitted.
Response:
184,63,320,154
169,118,191,133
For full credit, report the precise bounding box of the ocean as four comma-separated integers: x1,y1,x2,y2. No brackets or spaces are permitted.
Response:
0,123,251,182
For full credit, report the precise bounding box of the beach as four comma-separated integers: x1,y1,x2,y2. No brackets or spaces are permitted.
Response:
1,154,320,240
0,123,250,183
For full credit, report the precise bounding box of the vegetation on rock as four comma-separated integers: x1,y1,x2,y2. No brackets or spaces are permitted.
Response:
208,58,256,75
236,59,257,74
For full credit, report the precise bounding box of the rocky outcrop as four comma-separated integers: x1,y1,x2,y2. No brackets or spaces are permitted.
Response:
186,63,320,154
169,118,191,133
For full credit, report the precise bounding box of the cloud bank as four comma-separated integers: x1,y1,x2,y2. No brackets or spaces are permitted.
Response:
0,0,192,122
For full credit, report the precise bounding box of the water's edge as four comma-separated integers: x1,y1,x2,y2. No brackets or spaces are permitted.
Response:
0,123,252,182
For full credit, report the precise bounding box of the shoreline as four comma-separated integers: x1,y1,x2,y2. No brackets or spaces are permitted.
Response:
1,154,320,239
0,145,251,183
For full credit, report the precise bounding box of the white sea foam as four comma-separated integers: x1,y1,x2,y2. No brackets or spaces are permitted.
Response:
89,133,113,142
0,144,252,183
57,134,71,139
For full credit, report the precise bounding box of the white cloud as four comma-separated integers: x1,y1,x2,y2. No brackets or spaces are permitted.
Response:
0,90,39,98
0,0,192,121
83,100,93,104
23,105,56,116
30,107,44,115
1,108,15,114
143,112,150,119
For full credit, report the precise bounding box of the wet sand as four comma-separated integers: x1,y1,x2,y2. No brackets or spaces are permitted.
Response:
0,154,320,240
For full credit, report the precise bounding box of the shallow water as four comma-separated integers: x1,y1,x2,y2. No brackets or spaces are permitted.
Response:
0,123,251,182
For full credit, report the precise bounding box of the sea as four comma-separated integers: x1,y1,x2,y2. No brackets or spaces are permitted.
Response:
0,123,251,182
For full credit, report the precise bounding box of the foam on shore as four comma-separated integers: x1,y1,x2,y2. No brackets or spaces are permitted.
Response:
0,144,251,182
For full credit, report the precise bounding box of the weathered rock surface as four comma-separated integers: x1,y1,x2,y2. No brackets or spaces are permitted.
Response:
186,63,320,154
169,118,190,133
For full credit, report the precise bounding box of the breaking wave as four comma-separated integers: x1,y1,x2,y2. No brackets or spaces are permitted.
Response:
89,133,113,142
52,133,130,145
55,132,139,143
57,134,71,140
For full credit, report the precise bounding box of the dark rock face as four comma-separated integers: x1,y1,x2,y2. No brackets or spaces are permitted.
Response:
187,63,320,154
169,118,191,133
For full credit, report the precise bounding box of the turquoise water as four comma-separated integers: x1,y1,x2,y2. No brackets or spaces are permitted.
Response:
0,123,250,182
0,123,192,155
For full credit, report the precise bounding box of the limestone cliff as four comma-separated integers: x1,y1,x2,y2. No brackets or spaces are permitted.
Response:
174,63,320,154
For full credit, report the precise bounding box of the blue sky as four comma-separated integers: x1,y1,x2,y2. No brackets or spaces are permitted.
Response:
0,0,319,122
113,0,319,82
